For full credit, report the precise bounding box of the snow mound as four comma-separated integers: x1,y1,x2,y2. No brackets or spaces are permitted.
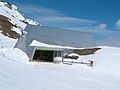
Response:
93,46,120,69
0,33,17,49
67,46,120,74
5,48,29,63
64,46,120,73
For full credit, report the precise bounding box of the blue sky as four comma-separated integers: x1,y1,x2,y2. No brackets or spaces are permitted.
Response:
7,0,120,46
8,0,120,29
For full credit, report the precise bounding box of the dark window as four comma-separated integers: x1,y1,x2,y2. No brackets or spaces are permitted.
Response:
54,51,57,57
33,50,54,62
54,51,62,57
58,51,61,57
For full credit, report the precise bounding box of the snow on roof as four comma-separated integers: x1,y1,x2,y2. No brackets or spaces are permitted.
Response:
29,40,75,49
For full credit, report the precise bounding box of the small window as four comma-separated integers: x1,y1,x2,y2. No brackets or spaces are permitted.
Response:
54,51,62,57
58,51,61,57
55,51,57,57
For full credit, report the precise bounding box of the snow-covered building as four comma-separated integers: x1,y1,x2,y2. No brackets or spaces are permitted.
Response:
15,24,96,62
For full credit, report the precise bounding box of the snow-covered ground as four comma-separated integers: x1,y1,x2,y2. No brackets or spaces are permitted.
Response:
0,36,120,90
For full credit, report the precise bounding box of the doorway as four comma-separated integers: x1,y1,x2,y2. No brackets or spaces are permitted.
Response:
33,50,54,62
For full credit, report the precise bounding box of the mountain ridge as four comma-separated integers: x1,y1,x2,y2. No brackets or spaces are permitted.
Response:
0,1,39,38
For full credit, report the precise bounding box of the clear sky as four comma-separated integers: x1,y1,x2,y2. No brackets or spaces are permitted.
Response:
7,0,120,46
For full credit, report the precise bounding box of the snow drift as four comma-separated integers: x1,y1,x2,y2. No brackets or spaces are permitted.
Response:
0,46,120,90
5,48,29,63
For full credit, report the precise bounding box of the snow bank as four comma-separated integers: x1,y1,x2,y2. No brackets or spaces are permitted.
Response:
64,46,120,74
66,46,120,74
5,48,29,63
1,49,120,90
92,46,120,72
0,46,120,90
0,34,17,48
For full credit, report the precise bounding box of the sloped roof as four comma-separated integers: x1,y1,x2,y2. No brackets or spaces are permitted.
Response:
25,25,95,48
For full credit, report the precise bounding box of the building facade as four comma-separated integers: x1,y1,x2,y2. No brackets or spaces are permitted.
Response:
15,25,96,62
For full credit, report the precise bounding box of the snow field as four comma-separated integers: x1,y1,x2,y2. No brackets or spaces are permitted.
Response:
0,44,120,90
